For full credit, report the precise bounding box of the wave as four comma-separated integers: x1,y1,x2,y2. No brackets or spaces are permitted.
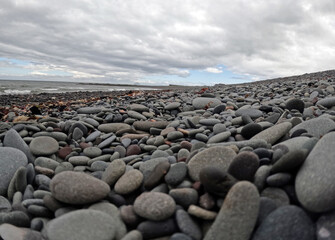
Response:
3,89,32,94
41,88,59,91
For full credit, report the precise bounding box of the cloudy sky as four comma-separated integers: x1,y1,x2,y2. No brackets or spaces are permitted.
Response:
1,0,335,85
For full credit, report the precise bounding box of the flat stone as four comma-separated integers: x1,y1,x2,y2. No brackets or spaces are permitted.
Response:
77,107,103,114
289,117,335,139
165,102,181,110
133,121,169,132
134,192,176,221
165,162,188,186
207,131,231,143
176,209,202,240
261,187,290,207
317,97,335,108
83,147,102,158
85,130,101,142
137,218,178,239
235,108,263,119
98,123,131,133
167,131,184,141
144,161,170,190
46,209,115,240
169,188,198,209
252,205,314,240
187,204,217,220
102,159,126,186
296,132,335,212
50,171,110,204
4,129,34,163
0,223,42,240
192,97,221,109
129,104,149,112
114,169,143,195
0,147,28,196
251,122,292,144
30,136,59,156
204,181,260,240
34,157,59,170
188,146,237,181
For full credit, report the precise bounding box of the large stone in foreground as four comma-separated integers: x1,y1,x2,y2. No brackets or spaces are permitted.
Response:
0,147,28,196
4,129,34,163
289,117,335,139
251,122,292,145
188,146,236,181
46,209,115,240
204,181,260,240
295,132,335,212
50,171,110,204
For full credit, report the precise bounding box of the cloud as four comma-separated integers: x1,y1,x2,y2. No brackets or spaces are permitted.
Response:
0,0,335,84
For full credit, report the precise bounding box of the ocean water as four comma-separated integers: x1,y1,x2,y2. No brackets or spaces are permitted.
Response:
0,80,156,95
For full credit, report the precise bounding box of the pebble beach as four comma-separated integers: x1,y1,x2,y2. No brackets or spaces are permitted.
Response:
1,70,335,240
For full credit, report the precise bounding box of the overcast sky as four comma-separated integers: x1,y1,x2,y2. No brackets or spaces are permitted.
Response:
1,0,335,85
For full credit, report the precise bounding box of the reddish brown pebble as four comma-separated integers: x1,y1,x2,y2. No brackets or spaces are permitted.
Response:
79,142,90,149
58,147,72,159
180,141,192,151
126,144,142,156
192,181,202,191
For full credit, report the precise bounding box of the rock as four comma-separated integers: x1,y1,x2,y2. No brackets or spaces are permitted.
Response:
137,218,178,239
102,159,126,185
289,117,335,139
241,123,263,139
213,104,226,114
0,147,28,196
228,151,259,181
271,149,307,174
317,97,335,108
0,223,42,240
286,98,305,113
199,166,237,197
165,102,181,110
98,123,131,133
0,196,11,213
4,128,34,163
134,192,176,221
133,121,169,132
175,209,202,240
0,211,30,227
34,157,59,170
126,144,142,156
169,188,198,209
121,230,143,240
317,210,335,240
261,187,290,207
252,205,315,240
144,161,170,190
192,97,221,109
167,131,184,141
129,103,149,112
251,122,292,144
266,173,292,187
46,209,115,240
296,132,335,212
204,181,260,240
77,107,103,114
128,110,147,120
83,147,102,158
187,204,217,220
165,162,188,186
30,136,59,156
257,197,278,226
207,131,231,143
50,171,110,204
114,169,143,195
235,108,263,119
188,146,236,181
85,130,101,142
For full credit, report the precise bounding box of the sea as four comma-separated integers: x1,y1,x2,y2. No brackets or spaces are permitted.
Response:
0,80,156,95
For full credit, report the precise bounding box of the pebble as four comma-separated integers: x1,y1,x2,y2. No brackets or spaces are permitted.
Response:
30,136,59,156
0,223,42,240
228,151,259,181
102,159,126,185
114,169,143,195
251,122,292,144
235,108,263,119
164,162,188,186
286,98,305,113
50,171,110,204
98,123,131,133
192,97,221,109
175,209,202,240
134,192,176,221
296,132,335,212
289,117,335,139
137,218,178,239
241,123,263,139
188,146,236,181
317,211,335,240
169,188,198,209
165,102,181,110
204,181,260,240
187,204,217,220
46,209,116,240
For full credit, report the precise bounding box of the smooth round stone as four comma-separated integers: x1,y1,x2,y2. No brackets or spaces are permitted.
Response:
126,144,142,156
0,196,11,213
199,166,237,197
120,205,139,226
235,108,263,119
213,104,226,114
4,128,34,163
144,161,170,190
289,117,335,139
128,110,146,120
188,146,237,181
46,209,115,240
34,157,59,170
286,98,305,113
114,169,143,195
167,131,184,141
134,192,176,221
176,209,202,240
72,128,83,140
121,230,143,240
257,197,278,226
296,132,335,212
50,171,110,204
204,181,260,240
170,233,193,240
98,123,131,133
266,173,292,187
317,97,335,108
228,151,259,181
165,162,188,186
58,146,72,159
83,147,102,158
129,103,149,112
192,97,221,109
85,130,101,143
241,123,263,139
77,107,103,114
91,161,108,171
252,205,314,240
213,123,226,134
0,223,42,240
251,122,292,144
0,147,28,196
0,211,30,227
55,162,73,174
102,159,126,186
187,204,217,220
68,156,90,166
317,211,335,240
121,138,132,148
139,157,169,180
261,187,290,207
271,149,307,174
133,121,169,132
30,136,59,156
195,133,208,142
169,188,198,209
137,218,178,239
165,102,181,110
207,131,231,144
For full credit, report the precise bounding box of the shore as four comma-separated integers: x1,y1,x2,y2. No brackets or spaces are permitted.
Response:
0,72,335,239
